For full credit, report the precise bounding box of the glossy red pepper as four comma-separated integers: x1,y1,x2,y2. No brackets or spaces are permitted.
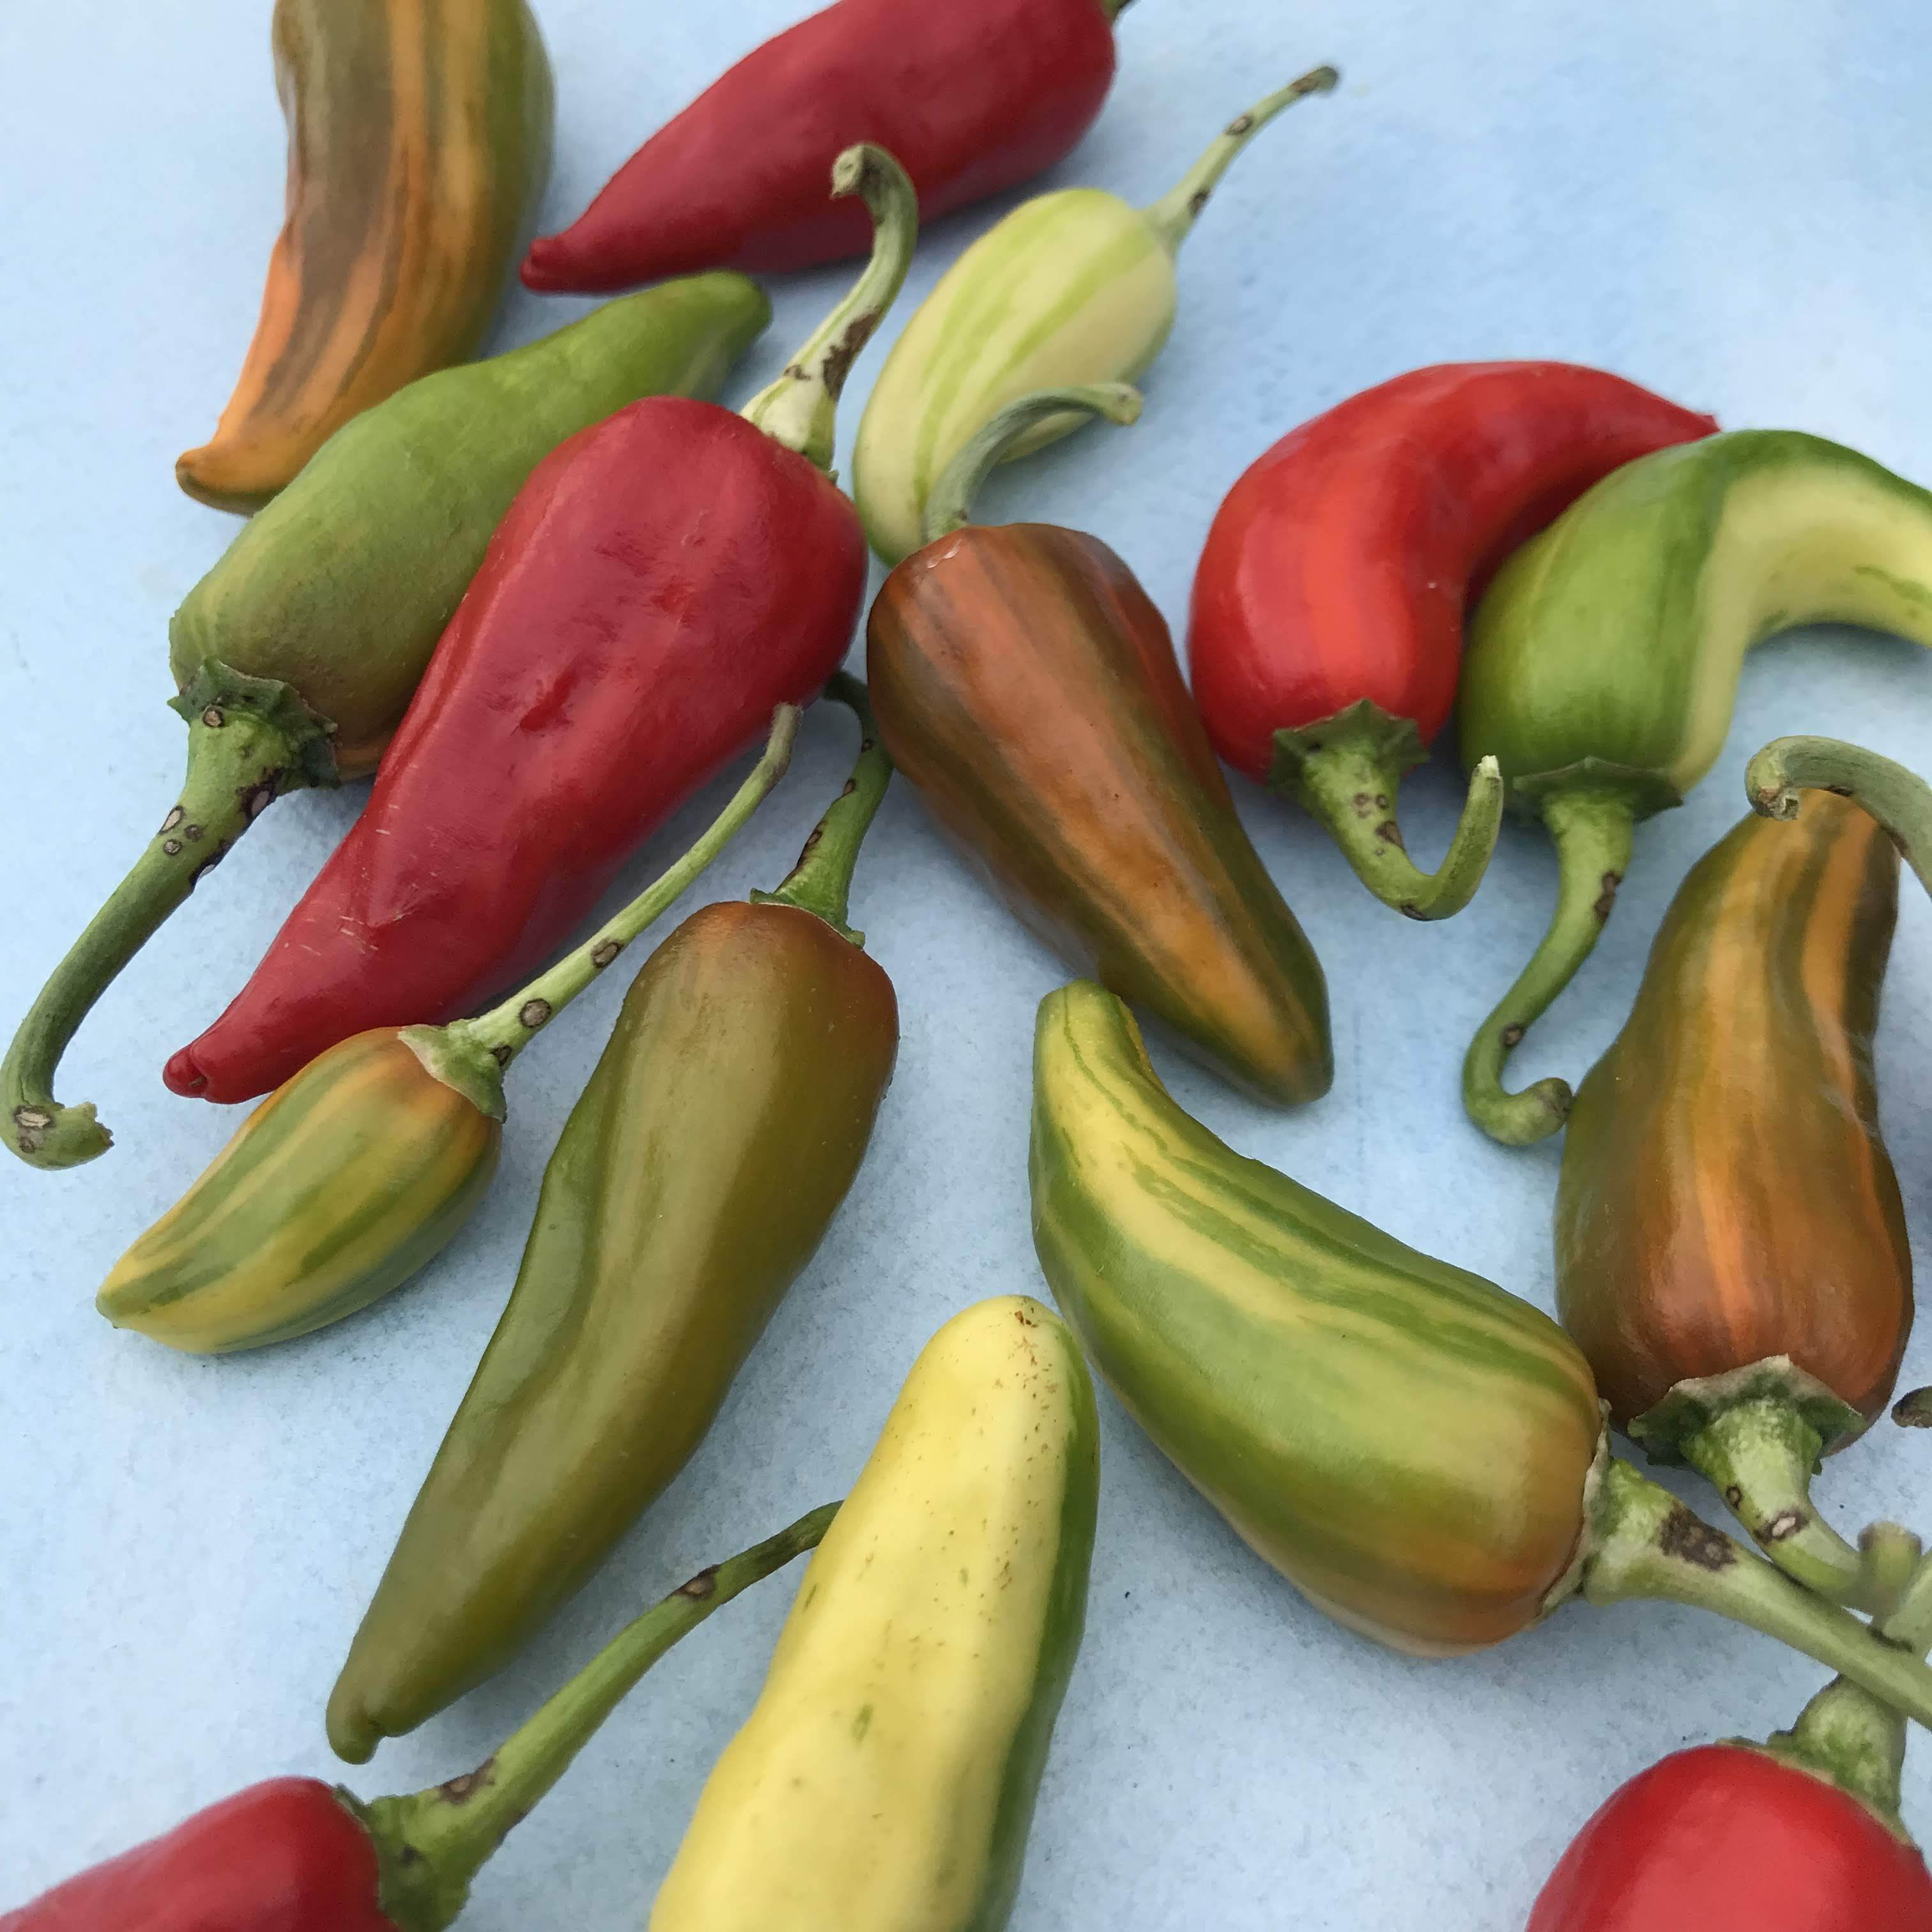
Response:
1186,362,1717,917
521,0,1127,293
0,1508,834,1932
163,148,917,1107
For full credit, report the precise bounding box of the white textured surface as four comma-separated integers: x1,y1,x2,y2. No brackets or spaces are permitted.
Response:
3,0,1930,1923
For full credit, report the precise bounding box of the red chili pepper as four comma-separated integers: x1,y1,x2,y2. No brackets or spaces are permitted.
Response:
1186,362,1717,918
520,0,1128,293
162,148,917,1107
0,1508,834,1932
1529,1552,1932,1932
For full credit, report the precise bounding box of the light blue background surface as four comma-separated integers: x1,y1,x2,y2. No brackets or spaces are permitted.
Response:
4,1,1930,1924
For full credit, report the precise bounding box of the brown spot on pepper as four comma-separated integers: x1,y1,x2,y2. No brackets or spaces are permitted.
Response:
1374,820,1405,848
1225,112,1256,135
677,1565,719,1600
160,806,185,833
518,999,553,1031
13,1105,52,1132
183,824,203,842
592,940,622,969
163,839,183,857
192,850,226,887
491,1043,514,1067
1593,870,1624,922
201,706,226,729
1351,792,1374,818
438,1758,496,1804
1500,1024,1525,1048
1657,1505,1735,1571
1762,1510,1806,1544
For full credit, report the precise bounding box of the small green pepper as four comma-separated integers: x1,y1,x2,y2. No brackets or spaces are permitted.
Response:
1029,977,1932,1722
647,1294,1098,1932
326,680,898,1762
850,66,1337,565
1457,429,1932,1144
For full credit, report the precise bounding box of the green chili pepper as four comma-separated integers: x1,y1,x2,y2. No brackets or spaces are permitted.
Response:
1456,429,1932,1144
95,709,800,1356
326,679,897,1763
1556,796,1912,1610
647,1294,1098,1932
850,66,1338,565
4,272,770,1172
1029,977,1932,1723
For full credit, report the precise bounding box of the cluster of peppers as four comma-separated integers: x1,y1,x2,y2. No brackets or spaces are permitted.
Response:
11,0,1932,1923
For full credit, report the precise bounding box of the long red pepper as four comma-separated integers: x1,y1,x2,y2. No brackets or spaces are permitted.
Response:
162,146,917,1106
520,0,1129,293
1528,1537,1932,1931
1186,362,1717,917
0,1506,835,1932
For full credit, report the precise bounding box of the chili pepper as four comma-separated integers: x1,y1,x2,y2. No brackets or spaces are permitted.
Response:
95,710,798,1355
163,147,917,1108
1457,429,1932,1144
521,0,1131,296
647,1296,1098,1932
1555,797,1911,1608
1186,362,1719,918
177,0,553,514
326,680,898,1763
868,385,1331,1105
1028,977,1932,1721
4,273,769,1173
851,65,1338,565
1528,1547,1932,1931
0,1506,835,1932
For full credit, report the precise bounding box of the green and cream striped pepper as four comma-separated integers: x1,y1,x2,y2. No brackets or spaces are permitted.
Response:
1457,429,1932,1145
850,66,1337,565
648,1295,1098,1932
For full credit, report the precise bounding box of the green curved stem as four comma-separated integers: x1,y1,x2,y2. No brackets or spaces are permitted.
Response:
447,705,799,1075
742,145,919,477
1268,701,1503,920
357,1501,838,1932
1461,786,1636,1145
1747,735,1932,900
1142,66,1340,256
751,674,893,946
1,660,338,1171
921,383,1142,544
1566,1458,1932,1731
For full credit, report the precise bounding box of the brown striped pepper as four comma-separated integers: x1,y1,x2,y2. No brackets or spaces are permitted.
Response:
177,0,553,513
867,387,1331,1105
1555,794,1912,1607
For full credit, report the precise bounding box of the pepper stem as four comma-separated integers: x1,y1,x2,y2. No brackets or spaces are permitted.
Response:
1461,786,1636,1144
920,384,1142,545
1747,735,1932,900
750,674,893,946
447,706,799,1076
1267,701,1504,920
355,1501,838,1932
1142,66,1340,256
1563,1457,1932,1731
741,145,919,477
1,660,338,1170
1758,1537,1932,1842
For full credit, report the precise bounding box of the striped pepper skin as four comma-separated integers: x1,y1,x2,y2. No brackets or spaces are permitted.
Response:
868,521,1331,1106
1456,429,1932,1146
1029,979,1602,1654
850,69,1335,565
173,272,772,779
1557,797,1909,1432
326,900,898,1763
95,1029,500,1355
648,1296,1098,1932
177,0,554,514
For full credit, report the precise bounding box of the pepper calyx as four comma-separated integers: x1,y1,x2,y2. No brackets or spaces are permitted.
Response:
1269,702,1504,919
167,658,342,792
1502,756,1682,824
397,1025,507,1124
1634,1358,1866,1465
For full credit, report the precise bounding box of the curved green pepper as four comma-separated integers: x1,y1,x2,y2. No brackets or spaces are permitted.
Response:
850,66,1337,565
326,683,897,1763
1557,795,1912,1609
1457,429,1932,1144
4,272,770,1172
1029,978,1932,1721
647,1294,1099,1932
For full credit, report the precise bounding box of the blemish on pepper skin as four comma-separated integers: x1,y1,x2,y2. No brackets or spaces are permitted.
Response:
162,838,183,857
438,1758,497,1804
240,776,281,819
1351,791,1374,818
1225,112,1255,135
818,312,882,399
1398,902,1425,921
1499,1023,1525,1049
677,1565,719,1600
1657,1505,1735,1571
491,1044,513,1067
1593,870,1623,922
192,850,226,886
1724,1485,1744,1508
201,706,226,729
592,940,622,969
183,824,203,842
1186,188,1211,217
518,999,553,1031
1761,1510,1806,1544
1373,820,1404,849
160,806,185,833
850,1703,873,1742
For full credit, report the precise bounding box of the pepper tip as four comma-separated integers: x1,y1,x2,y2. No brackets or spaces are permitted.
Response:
161,1045,210,1099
